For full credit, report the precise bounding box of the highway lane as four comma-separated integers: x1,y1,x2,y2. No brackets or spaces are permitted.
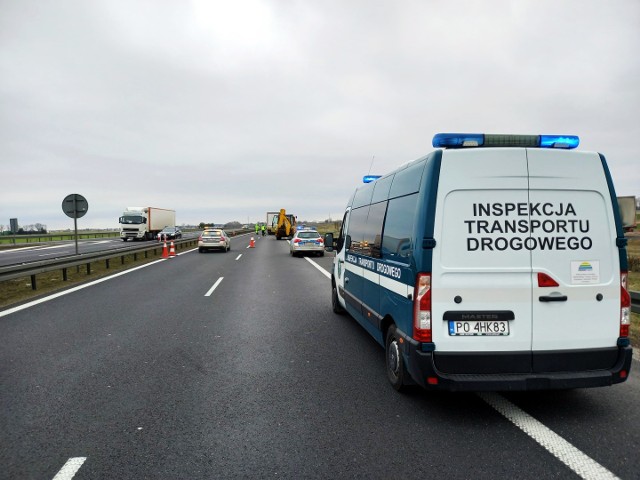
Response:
0,234,201,267
1,235,638,479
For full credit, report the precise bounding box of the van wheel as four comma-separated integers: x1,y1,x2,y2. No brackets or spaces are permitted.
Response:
332,284,345,314
386,325,408,391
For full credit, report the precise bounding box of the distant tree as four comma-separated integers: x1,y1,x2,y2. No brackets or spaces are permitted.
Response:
224,221,242,229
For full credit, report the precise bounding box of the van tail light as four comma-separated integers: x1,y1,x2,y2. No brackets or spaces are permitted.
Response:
620,271,631,338
413,273,432,342
538,272,559,287
293,238,301,243
318,237,324,244
198,235,202,241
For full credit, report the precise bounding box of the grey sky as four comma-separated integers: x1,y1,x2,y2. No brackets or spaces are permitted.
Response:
2,0,639,230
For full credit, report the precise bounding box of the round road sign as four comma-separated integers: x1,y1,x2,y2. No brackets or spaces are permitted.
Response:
62,194,89,219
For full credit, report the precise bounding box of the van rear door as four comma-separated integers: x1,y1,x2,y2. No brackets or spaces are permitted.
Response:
431,149,533,369
527,149,620,368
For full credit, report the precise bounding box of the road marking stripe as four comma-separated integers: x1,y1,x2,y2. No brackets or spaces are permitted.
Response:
479,393,619,480
235,254,242,261
52,457,86,480
205,277,224,297
305,257,331,279
0,246,39,253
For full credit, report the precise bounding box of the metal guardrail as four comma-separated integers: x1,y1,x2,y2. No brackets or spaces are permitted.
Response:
0,229,252,290
0,231,120,244
0,238,198,290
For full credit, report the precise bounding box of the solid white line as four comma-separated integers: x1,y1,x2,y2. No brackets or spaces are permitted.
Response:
235,254,242,261
478,393,619,480
52,457,86,480
0,245,39,253
304,257,331,279
0,258,166,318
205,277,224,297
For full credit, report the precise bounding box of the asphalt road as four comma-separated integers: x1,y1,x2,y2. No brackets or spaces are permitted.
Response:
0,234,200,268
1,234,638,479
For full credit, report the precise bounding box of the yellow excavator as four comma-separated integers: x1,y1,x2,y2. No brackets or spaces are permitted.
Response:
274,208,296,240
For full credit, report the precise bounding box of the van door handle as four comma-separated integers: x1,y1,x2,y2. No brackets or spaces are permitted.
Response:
539,295,568,302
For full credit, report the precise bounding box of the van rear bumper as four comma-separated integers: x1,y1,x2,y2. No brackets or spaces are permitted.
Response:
402,337,633,392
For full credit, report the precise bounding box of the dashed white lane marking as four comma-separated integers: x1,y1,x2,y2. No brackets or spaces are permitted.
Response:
205,277,224,297
305,257,331,279
52,457,86,480
235,254,242,261
478,393,619,480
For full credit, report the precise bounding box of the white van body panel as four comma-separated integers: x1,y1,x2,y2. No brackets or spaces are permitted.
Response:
432,148,533,353
431,148,621,354
527,149,620,351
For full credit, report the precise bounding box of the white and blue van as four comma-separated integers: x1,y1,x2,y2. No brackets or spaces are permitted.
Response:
325,133,632,391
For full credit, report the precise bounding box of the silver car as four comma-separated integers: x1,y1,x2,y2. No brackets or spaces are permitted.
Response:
290,229,324,257
198,229,230,253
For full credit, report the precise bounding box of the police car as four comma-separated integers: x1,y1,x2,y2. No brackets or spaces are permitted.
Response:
325,133,632,391
290,227,324,257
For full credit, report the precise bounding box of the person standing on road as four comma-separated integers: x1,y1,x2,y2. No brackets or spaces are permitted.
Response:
261,224,266,236
255,224,259,235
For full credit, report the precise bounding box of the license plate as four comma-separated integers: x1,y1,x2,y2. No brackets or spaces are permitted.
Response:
448,320,510,336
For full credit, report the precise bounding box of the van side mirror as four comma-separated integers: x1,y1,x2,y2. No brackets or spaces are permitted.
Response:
324,233,334,252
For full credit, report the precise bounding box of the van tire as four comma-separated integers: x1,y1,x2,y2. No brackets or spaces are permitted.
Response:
332,284,345,315
386,325,408,391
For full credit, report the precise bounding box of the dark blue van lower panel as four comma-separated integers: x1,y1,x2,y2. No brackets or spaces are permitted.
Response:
401,336,633,392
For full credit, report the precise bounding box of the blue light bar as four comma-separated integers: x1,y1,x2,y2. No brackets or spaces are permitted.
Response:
432,133,579,149
539,135,580,149
363,175,381,183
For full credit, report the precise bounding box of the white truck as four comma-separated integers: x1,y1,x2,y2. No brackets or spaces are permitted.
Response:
617,196,637,232
119,207,176,241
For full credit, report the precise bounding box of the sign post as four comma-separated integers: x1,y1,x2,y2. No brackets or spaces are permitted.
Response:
62,194,89,255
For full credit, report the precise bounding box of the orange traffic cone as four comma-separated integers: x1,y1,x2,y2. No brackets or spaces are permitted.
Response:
162,241,169,258
249,237,255,248
169,241,176,257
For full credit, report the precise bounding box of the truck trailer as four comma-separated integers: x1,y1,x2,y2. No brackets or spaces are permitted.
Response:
119,207,176,241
